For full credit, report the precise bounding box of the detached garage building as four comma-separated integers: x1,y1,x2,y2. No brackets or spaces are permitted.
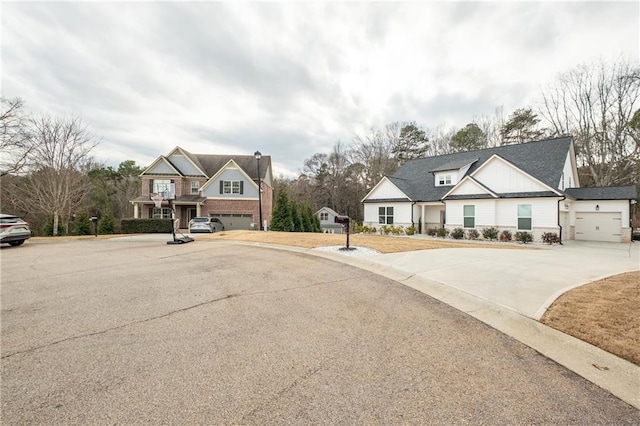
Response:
565,186,637,243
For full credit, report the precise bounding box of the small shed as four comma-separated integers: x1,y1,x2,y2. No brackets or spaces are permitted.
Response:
316,207,345,234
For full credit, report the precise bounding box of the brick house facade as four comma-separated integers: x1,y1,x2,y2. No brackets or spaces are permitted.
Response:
131,147,273,230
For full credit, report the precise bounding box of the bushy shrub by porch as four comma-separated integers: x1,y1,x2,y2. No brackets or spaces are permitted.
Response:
121,219,173,233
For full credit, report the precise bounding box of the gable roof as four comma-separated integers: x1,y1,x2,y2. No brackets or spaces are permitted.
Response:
316,206,339,216
385,136,573,202
142,147,271,182
565,185,637,200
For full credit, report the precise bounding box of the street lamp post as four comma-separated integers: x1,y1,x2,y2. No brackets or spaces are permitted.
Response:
254,150,263,230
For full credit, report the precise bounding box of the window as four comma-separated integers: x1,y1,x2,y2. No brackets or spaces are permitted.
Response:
378,206,394,224
518,204,532,230
221,180,243,194
153,179,171,194
319,212,328,221
437,174,452,186
152,208,172,219
191,181,199,194
463,205,475,228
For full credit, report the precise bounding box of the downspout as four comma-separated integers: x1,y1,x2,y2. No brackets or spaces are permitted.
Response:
411,201,417,229
557,196,566,245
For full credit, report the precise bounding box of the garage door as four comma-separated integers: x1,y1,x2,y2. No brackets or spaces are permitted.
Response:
575,212,621,242
210,213,254,230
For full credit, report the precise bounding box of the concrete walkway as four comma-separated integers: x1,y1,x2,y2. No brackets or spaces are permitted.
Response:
365,239,639,319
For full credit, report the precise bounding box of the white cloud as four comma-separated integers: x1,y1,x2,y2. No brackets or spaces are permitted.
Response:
2,2,638,177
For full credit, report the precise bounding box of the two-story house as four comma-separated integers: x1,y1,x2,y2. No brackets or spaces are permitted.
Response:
130,147,273,230
361,137,636,243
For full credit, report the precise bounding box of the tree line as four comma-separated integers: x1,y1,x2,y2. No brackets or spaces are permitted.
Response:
2,57,638,235
277,57,639,225
0,101,143,236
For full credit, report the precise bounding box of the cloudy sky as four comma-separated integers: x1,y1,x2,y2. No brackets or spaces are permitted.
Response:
2,1,638,177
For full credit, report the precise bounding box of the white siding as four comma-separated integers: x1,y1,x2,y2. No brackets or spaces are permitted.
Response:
445,199,496,227
363,202,413,226
366,178,407,200
448,178,492,196
473,157,550,193
558,152,576,190
496,198,558,228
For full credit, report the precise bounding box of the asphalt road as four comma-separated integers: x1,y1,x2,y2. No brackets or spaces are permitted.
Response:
2,238,639,424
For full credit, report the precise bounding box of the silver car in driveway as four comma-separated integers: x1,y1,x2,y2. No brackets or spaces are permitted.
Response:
0,214,32,247
189,217,225,233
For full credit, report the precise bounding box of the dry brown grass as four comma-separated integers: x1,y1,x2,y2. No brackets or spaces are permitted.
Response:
541,271,640,366
202,230,535,253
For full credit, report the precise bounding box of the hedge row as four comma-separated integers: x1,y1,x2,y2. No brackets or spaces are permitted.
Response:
121,219,173,234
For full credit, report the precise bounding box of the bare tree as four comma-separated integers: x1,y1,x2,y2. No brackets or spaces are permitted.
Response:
539,58,640,186
11,114,100,235
0,97,33,175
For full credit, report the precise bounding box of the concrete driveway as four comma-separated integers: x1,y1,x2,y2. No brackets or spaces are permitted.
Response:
363,240,639,319
2,238,639,424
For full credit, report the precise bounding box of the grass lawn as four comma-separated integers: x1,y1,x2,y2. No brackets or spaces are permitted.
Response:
540,271,640,366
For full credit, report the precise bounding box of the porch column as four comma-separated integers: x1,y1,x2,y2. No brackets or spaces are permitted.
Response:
134,203,139,219
421,205,426,234
196,204,201,217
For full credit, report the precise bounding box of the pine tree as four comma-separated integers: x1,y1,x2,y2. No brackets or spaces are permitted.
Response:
98,211,115,234
270,189,294,231
72,211,93,235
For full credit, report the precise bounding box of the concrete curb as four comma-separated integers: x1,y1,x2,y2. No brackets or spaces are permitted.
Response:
230,240,640,410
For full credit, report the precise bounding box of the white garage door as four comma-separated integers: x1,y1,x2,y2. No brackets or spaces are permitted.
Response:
575,212,621,242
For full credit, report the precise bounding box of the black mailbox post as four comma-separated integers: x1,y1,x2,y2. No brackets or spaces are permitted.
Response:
89,216,98,237
334,215,351,249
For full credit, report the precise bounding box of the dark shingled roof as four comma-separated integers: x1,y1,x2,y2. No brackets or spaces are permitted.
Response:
388,137,572,202
565,185,637,200
194,154,270,180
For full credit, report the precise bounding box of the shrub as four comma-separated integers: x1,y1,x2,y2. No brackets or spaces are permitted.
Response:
121,219,173,234
482,227,499,240
405,225,416,236
427,228,438,237
451,227,465,239
379,225,391,235
391,225,404,235
541,232,560,244
72,211,93,236
467,229,480,240
436,227,450,238
98,212,116,235
515,231,533,244
42,218,65,236
499,230,513,242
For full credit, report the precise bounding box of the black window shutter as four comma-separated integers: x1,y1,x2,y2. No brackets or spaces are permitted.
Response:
220,181,224,194
240,181,244,194
149,180,153,193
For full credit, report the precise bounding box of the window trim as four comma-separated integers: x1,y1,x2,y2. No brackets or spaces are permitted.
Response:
517,204,532,231
191,181,200,194
319,212,328,221
152,207,172,219
463,204,475,229
221,180,243,194
378,206,394,225
152,179,171,194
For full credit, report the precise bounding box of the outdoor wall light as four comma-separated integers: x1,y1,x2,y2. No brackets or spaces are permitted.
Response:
595,204,600,211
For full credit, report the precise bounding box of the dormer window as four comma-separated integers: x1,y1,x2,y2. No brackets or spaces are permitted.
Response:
438,175,452,185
